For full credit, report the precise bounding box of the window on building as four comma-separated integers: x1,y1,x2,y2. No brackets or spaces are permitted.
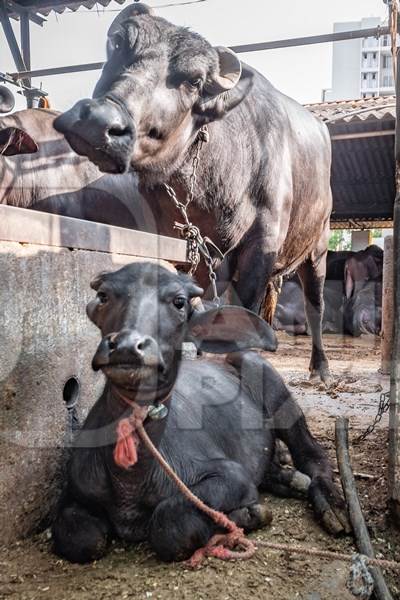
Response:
373,52,377,60
372,73,376,79
363,52,367,60
383,55,392,69
363,73,367,79
383,75,394,87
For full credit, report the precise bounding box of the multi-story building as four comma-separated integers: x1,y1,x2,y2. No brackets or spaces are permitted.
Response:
324,17,395,102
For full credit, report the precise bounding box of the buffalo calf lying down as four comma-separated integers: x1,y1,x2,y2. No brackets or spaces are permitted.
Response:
53,263,348,563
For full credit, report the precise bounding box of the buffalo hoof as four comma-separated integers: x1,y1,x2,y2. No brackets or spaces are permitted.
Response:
309,367,333,388
309,477,351,536
229,503,273,532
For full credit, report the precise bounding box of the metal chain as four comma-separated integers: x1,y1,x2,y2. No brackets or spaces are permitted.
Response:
187,125,209,209
353,390,390,444
163,125,223,305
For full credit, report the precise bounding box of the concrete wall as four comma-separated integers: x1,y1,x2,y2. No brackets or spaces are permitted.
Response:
0,241,172,543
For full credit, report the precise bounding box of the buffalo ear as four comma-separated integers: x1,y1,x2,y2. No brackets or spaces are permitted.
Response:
188,305,277,353
204,47,242,96
90,272,107,291
195,66,254,122
0,127,38,156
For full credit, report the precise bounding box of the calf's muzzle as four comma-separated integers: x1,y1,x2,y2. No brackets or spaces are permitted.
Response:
92,329,164,372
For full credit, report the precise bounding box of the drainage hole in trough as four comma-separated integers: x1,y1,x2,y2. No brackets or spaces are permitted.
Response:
63,377,80,409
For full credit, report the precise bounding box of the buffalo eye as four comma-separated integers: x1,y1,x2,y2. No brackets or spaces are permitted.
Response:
186,78,202,91
97,291,108,305
173,296,186,310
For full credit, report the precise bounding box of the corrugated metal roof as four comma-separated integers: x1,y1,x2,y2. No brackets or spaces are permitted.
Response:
330,132,395,222
306,95,396,124
7,0,130,20
307,97,397,223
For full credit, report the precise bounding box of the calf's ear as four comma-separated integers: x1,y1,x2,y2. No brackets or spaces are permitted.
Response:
188,305,277,353
0,127,38,156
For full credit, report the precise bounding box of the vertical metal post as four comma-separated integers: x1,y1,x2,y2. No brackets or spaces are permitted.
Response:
0,0,34,107
381,235,394,374
20,12,33,108
389,0,400,526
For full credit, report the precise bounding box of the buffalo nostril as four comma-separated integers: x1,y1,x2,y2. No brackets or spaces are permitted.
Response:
148,127,163,140
136,338,151,353
108,126,132,138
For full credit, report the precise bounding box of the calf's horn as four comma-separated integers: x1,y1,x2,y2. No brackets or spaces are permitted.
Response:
205,47,242,96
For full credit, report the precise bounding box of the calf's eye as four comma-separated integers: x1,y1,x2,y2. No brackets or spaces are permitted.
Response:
173,296,186,310
97,292,108,305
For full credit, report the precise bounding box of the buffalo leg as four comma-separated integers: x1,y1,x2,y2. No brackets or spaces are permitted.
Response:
52,498,111,563
297,254,331,383
148,459,267,562
275,406,350,535
228,352,349,534
234,244,276,312
261,453,311,499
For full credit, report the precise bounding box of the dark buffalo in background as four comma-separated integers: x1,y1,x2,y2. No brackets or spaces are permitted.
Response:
274,245,384,337
0,109,156,230
52,262,349,564
54,3,333,383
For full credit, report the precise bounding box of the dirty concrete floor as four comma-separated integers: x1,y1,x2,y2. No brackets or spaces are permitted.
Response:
1,333,399,600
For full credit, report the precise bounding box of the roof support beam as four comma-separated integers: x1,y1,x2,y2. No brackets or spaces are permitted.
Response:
8,24,391,81
0,0,27,74
5,1,45,26
20,11,33,107
331,130,396,141
230,25,390,54
9,61,104,79
0,0,42,106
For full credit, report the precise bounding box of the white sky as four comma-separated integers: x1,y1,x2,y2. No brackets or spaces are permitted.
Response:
1,0,388,112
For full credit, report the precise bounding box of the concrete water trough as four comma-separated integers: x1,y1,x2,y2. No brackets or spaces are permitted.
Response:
0,205,188,544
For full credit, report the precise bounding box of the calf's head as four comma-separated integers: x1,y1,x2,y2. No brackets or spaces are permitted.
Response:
54,4,250,179
87,262,276,399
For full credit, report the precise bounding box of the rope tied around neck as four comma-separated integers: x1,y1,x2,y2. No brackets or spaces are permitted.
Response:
112,387,256,566
113,404,149,469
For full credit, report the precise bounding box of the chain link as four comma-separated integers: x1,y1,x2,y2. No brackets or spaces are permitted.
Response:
353,390,390,444
163,125,222,305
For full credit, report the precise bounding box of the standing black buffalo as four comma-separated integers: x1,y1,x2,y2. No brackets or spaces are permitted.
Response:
54,4,333,383
52,262,348,564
